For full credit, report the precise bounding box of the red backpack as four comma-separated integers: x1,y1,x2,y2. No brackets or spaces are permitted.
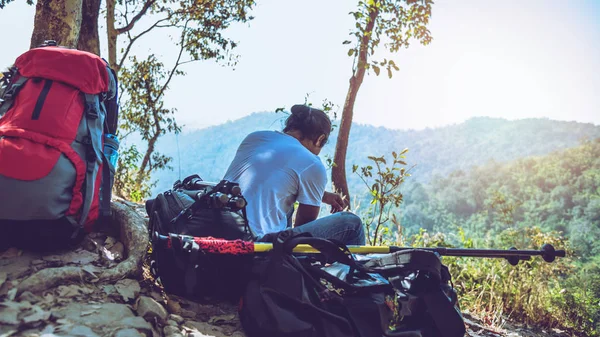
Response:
0,41,119,250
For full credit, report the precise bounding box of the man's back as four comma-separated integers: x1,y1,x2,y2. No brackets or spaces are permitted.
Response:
223,130,327,237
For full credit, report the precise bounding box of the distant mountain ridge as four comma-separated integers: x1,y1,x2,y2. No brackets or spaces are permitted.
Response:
141,112,600,197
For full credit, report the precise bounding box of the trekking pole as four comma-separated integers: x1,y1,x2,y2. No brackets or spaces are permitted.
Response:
153,232,566,265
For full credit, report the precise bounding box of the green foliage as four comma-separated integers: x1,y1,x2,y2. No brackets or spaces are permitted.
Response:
436,227,600,336
114,0,256,70
114,54,181,197
382,139,600,335
402,138,600,260
346,0,433,78
112,0,256,201
352,149,411,246
0,0,33,10
113,144,154,202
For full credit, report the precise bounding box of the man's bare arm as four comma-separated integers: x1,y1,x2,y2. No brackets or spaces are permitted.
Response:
294,203,320,227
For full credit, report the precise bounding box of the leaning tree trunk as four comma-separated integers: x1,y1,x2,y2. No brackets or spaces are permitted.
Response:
106,0,119,72
331,6,380,208
77,0,101,55
30,0,83,49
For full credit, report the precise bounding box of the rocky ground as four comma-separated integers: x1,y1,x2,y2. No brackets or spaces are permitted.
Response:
0,199,576,337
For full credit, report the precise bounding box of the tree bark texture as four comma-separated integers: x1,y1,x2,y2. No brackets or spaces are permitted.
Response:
77,0,101,55
331,6,380,208
106,0,119,72
30,0,83,49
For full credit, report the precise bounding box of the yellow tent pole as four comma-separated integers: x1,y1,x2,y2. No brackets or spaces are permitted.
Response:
252,243,391,254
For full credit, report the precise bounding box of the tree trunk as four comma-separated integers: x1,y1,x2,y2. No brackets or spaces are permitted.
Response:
331,5,380,208
77,0,101,55
30,0,83,49
106,0,119,72
135,134,158,191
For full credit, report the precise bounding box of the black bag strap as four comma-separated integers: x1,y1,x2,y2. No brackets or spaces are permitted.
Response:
274,231,376,285
269,230,343,303
363,249,443,281
100,60,119,135
169,234,203,296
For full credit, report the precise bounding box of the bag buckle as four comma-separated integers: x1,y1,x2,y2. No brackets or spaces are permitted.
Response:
275,229,293,246
86,103,98,119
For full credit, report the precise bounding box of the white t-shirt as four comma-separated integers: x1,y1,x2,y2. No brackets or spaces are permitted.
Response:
223,130,327,237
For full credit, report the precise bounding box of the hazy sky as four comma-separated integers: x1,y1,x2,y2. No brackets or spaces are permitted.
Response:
1,0,599,131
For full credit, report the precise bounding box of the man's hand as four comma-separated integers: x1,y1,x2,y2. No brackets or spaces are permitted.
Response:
322,191,345,213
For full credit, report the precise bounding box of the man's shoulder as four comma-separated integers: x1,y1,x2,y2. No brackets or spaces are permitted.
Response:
299,154,327,177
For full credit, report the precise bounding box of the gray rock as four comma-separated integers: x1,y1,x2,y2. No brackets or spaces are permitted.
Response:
21,305,51,324
168,314,185,324
136,296,168,323
115,279,141,302
114,328,146,337
119,317,155,336
167,320,179,327
183,321,226,337
44,248,99,265
53,303,153,333
187,332,212,337
0,304,19,325
103,284,117,296
180,309,197,319
164,325,182,336
0,271,7,288
56,284,93,298
109,242,125,262
67,325,102,337
17,291,42,304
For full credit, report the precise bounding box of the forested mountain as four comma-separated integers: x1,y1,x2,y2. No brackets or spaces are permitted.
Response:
401,138,600,259
145,112,600,201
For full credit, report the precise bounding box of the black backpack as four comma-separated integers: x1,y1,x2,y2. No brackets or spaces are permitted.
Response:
239,230,466,337
239,230,394,337
145,174,256,300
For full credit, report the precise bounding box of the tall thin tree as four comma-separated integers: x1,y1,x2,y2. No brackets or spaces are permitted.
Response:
332,0,433,206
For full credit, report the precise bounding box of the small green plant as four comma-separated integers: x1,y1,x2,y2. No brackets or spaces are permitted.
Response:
352,149,412,246
113,144,157,202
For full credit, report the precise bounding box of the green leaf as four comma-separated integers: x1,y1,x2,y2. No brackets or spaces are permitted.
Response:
348,49,355,56
373,65,380,76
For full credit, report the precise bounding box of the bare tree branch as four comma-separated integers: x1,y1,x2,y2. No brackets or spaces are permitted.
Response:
178,59,198,66
156,20,189,101
118,17,170,71
116,0,155,35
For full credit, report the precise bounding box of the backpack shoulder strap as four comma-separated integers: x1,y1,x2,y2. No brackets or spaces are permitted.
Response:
77,92,106,226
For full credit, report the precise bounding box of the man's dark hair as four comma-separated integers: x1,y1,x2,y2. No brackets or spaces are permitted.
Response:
283,104,332,147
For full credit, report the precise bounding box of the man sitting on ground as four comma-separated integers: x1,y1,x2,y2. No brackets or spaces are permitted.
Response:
222,104,366,245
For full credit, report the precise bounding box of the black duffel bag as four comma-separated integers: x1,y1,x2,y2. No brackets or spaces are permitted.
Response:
145,174,256,301
239,230,394,337
361,249,466,337
239,229,466,337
